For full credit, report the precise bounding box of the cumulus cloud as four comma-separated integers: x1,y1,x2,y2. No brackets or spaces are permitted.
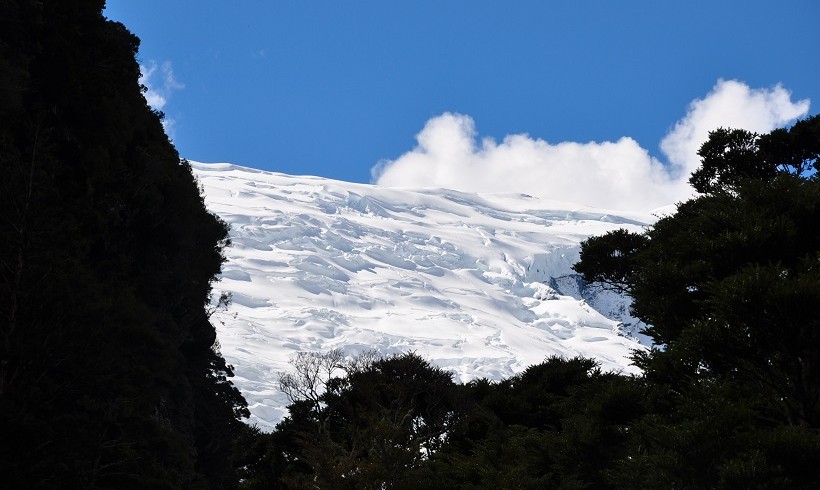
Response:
372,80,810,211
660,79,809,176
139,61,184,136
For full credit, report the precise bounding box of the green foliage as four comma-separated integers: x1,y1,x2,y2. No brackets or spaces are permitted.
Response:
759,115,820,177
690,115,820,195
614,378,820,489
402,356,645,490
572,115,820,486
286,355,637,490
624,175,820,427
690,127,771,194
253,352,463,489
573,229,647,294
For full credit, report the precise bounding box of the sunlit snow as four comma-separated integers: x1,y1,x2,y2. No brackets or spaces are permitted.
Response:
193,163,659,430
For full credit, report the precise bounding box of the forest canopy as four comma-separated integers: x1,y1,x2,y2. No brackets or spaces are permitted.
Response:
0,1,249,488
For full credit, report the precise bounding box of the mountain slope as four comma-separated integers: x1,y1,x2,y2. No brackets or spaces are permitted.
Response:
193,163,658,430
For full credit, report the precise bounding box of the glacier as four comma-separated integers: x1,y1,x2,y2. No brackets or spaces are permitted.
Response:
192,162,661,430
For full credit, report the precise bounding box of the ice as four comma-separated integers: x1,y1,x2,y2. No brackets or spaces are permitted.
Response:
192,162,656,431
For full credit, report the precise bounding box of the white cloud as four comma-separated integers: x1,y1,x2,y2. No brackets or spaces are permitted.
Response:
660,79,809,177
139,64,167,109
139,61,184,136
372,80,810,211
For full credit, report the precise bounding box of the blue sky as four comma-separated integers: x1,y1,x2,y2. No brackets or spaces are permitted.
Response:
104,1,818,207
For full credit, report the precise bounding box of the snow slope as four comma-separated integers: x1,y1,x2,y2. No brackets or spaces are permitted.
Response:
192,163,658,430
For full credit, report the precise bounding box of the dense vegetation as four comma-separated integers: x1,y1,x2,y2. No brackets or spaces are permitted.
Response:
0,1,248,488
3,1,818,488
245,116,820,488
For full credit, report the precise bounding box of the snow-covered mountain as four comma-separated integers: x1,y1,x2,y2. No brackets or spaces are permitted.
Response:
192,163,660,430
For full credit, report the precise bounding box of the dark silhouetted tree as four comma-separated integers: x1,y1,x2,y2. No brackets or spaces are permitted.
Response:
0,1,248,488
574,115,820,487
247,352,463,489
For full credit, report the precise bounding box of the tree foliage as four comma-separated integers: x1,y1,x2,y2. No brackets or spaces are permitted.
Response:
690,127,770,194
573,229,647,294
690,115,820,195
0,1,248,487
251,351,463,489
571,115,820,487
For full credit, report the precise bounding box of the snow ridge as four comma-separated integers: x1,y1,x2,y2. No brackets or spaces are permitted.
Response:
193,163,655,430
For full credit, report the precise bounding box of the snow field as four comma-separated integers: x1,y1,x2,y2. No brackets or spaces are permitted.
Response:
193,163,656,430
